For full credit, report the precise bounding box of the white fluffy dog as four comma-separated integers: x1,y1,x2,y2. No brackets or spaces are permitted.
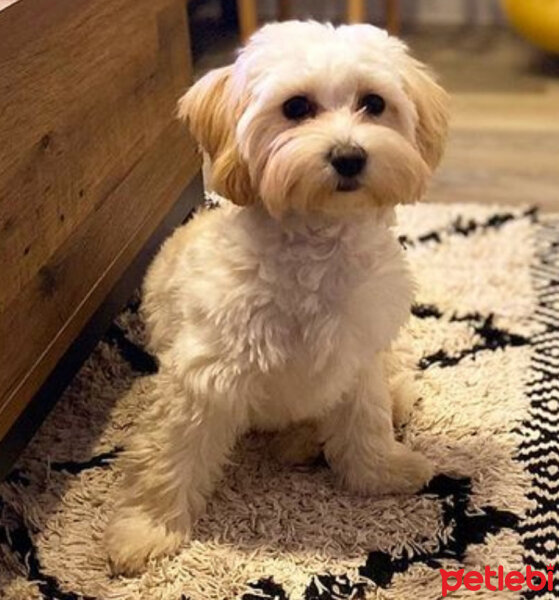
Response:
105,21,449,574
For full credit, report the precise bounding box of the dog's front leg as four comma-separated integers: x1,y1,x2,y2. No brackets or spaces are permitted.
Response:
322,355,433,495
105,369,243,575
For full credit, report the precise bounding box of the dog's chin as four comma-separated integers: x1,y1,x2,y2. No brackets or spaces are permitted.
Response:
258,170,410,220
336,178,361,193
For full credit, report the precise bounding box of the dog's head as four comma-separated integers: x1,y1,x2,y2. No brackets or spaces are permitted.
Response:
179,21,449,219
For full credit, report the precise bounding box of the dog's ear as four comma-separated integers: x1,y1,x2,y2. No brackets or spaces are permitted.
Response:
178,66,257,206
400,57,449,170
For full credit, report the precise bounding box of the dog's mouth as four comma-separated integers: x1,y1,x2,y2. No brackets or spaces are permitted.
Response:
336,178,361,192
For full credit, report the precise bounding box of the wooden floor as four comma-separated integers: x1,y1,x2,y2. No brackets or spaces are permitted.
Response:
191,18,559,211
427,92,559,210
408,28,559,211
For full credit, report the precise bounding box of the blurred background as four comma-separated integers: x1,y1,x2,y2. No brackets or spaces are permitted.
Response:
188,0,559,210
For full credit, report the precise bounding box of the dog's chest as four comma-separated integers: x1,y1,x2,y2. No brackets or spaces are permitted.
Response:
220,211,411,380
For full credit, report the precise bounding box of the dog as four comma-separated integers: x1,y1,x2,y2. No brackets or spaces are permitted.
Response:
105,20,449,575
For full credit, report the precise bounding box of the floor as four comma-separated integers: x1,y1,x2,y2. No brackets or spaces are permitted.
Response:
189,6,559,211
410,28,559,210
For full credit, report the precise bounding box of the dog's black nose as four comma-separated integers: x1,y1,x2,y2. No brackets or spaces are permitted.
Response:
329,145,367,178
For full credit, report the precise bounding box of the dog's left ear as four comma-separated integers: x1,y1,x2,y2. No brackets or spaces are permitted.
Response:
177,66,257,206
400,57,450,170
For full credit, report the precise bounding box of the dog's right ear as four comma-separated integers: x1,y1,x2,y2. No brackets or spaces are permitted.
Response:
178,66,232,158
178,67,257,206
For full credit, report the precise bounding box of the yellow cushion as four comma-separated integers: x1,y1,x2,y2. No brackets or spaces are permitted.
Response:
502,0,559,53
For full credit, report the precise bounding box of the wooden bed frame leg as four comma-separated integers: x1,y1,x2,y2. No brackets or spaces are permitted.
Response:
237,0,258,43
277,0,291,21
347,0,367,23
386,0,400,34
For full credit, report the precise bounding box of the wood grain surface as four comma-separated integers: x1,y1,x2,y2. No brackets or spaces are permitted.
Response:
0,0,201,439
427,91,559,210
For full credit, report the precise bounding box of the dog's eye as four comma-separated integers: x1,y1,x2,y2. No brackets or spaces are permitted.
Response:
359,94,386,116
282,96,315,121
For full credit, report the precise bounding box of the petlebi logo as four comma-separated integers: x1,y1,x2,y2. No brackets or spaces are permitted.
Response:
440,565,555,596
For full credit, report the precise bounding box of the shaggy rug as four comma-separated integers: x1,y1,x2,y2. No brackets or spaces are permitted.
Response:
1,203,558,600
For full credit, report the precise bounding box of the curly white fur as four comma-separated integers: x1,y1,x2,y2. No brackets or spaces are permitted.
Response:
105,20,449,574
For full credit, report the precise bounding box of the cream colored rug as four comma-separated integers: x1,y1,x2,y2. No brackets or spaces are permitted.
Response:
1,203,558,600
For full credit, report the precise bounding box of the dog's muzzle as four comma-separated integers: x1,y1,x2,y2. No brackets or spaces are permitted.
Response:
329,144,367,179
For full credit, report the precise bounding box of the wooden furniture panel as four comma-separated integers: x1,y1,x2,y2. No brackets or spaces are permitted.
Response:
0,0,201,440
1,0,178,312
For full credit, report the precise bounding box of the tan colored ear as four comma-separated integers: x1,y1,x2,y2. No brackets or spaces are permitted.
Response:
401,58,449,170
177,66,256,206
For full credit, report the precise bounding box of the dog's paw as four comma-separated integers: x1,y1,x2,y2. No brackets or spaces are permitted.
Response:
270,422,322,466
380,445,434,494
105,506,187,576
340,444,434,496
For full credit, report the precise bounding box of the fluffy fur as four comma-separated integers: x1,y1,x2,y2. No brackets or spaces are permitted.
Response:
105,21,449,575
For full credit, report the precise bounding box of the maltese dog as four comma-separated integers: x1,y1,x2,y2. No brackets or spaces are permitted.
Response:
105,20,449,574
